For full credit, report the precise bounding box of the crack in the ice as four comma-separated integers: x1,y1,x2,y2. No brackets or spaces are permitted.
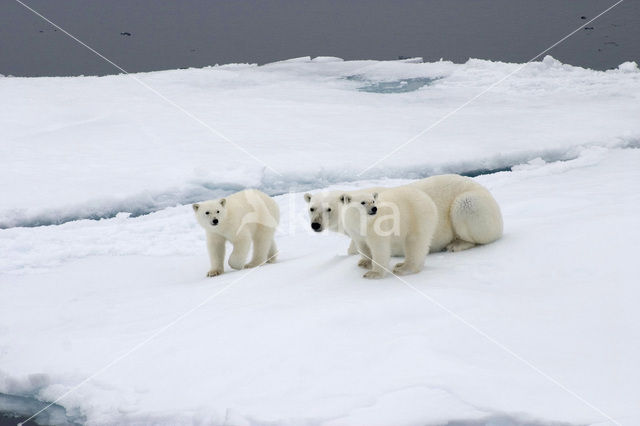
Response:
1,141,638,230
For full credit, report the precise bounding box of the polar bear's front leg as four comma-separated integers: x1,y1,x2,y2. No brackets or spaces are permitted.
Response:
354,240,372,269
363,238,390,279
206,233,226,277
347,240,359,256
394,234,429,275
228,233,251,270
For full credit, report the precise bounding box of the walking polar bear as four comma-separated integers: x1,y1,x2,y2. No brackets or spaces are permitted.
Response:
304,174,503,255
341,187,438,279
193,189,279,277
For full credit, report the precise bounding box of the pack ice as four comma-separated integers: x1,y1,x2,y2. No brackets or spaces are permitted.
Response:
0,56,639,425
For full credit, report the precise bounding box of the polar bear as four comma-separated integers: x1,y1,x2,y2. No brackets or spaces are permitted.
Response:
304,188,386,255
340,187,438,279
193,189,279,277
305,175,502,255
409,174,503,252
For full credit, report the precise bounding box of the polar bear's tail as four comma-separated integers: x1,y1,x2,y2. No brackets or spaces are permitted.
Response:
449,190,503,248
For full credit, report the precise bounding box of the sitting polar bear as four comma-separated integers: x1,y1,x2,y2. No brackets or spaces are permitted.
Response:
341,187,438,279
409,174,503,252
305,174,502,254
193,189,279,277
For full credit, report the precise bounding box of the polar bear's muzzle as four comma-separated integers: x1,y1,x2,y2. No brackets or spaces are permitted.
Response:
311,221,322,232
368,206,378,216
212,218,219,226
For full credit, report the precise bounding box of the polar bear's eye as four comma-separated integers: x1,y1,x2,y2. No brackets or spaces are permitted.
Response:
310,207,315,212
327,208,331,212
205,211,210,215
361,201,365,205
216,210,219,214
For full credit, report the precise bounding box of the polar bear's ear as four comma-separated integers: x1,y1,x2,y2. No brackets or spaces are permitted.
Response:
340,194,351,204
372,192,378,200
192,203,200,212
219,198,226,207
304,193,312,203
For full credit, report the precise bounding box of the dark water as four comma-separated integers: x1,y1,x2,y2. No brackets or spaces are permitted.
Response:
0,393,80,426
0,0,638,76
0,413,35,426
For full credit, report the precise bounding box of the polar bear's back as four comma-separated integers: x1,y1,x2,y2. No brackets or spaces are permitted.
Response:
410,174,487,206
377,186,438,238
228,189,280,228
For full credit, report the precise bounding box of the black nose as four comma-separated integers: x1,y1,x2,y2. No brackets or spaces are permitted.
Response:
371,206,377,213
212,218,219,225
311,222,321,231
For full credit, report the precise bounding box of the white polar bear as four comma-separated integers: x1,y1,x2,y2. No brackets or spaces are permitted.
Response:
304,187,386,255
408,174,503,252
340,187,438,279
305,174,502,255
193,189,279,277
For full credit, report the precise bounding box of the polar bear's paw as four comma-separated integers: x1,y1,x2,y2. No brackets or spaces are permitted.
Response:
207,269,223,277
244,261,263,269
446,240,476,252
392,262,410,275
393,262,418,276
358,258,372,269
363,270,384,279
392,262,405,271
228,259,245,270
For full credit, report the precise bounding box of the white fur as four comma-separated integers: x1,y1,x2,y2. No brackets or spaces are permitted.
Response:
193,189,279,277
304,187,386,255
409,174,503,252
341,187,438,279
305,175,503,255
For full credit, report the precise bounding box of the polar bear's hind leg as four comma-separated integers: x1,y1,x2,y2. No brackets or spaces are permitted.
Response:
267,239,278,263
445,239,477,252
450,190,503,250
245,228,275,268
229,235,251,270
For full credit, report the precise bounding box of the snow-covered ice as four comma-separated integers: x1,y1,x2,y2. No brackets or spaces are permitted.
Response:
1,55,639,228
1,57,639,425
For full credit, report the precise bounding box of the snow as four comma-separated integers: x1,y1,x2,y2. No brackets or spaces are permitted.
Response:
617,61,639,73
1,56,639,425
1,55,639,227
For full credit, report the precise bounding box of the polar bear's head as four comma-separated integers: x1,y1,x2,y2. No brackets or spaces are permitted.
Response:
303,192,343,232
340,192,378,216
192,198,228,230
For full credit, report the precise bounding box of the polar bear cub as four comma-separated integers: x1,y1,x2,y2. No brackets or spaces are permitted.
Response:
193,189,279,277
304,187,386,255
340,187,438,279
304,191,346,234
